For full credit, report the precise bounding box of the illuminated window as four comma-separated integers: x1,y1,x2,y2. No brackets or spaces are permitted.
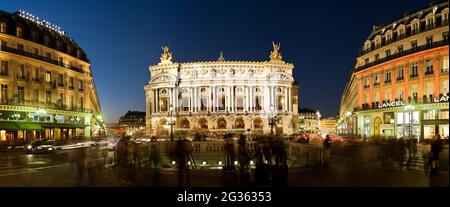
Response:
411,63,418,77
397,66,404,80
442,56,449,72
411,40,417,50
385,71,391,83
426,60,433,74
45,71,51,83
79,97,84,110
0,22,6,33
17,86,24,103
423,110,436,120
424,125,435,139
1,60,8,75
69,77,74,88
33,89,39,102
16,26,22,37
46,91,51,104
439,110,449,120
1,84,8,102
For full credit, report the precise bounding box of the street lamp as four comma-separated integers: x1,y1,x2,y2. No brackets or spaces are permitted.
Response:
270,104,275,135
36,108,47,139
169,104,174,141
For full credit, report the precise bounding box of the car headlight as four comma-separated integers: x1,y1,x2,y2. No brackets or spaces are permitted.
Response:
48,147,53,151
27,145,32,149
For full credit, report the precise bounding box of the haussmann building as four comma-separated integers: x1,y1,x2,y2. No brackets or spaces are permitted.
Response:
0,10,104,145
145,43,299,137
338,2,449,141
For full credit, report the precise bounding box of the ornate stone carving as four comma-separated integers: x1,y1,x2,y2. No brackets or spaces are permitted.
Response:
218,52,225,61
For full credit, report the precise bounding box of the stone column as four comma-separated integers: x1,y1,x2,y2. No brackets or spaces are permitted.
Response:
284,87,288,112
192,87,197,112
189,87,192,112
245,86,248,112
231,86,235,113
155,88,159,113
212,86,215,112
249,86,253,112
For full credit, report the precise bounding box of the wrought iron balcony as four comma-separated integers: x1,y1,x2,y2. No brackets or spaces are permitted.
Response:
0,45,92,76
355,39,449,72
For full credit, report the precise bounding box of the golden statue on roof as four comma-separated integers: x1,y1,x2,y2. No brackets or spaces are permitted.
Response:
160,45,172,64
269,41,283,61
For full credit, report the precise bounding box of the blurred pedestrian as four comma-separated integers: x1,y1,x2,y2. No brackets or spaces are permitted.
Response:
75,147,86,185
411,138,418,158
430,134,443,175
323,135,332,165
86,145,100,185
115,135,131,184
175,138,191,187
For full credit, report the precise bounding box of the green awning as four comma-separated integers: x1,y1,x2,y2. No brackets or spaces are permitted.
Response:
15,123,42,130
0,122,20,130
42,123,88,128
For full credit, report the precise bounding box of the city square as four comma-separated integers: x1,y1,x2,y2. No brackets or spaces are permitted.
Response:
0,0,448,189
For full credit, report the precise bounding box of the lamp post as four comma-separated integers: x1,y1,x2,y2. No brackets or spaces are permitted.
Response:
270,105,275,135
169,104,174,141
36,108,47,139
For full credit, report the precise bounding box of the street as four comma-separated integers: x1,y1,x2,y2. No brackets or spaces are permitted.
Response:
0,141,447,187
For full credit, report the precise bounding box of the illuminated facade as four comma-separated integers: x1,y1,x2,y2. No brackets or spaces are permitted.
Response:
338,2,449,140
145,43,299,137
0,10,104,144
320,117,336,134
298,108,319,134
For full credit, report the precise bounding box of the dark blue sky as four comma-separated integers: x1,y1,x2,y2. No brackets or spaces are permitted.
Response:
0,0,429,123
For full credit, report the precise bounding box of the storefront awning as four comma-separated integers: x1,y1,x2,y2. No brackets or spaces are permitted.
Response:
42,123,88,128
15,123,42,130
0,122,20,130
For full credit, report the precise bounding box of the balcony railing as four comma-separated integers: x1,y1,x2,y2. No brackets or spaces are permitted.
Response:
373,82,380,86
357,20,449,57
410,74,418,78
0,71,8,76
16,75,25,80
0,45,91,76
355,39,449,72
425,71,434,76
396,77,404,81
0,99,92,113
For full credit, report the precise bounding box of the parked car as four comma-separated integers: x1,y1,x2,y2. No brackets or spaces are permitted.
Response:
24,139,55,154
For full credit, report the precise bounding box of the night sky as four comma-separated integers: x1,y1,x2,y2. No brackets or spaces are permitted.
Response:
0,0,431,123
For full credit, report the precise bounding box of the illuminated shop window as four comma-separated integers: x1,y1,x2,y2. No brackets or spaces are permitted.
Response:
424,125,435,139
423,110,436,120
439,109,449,120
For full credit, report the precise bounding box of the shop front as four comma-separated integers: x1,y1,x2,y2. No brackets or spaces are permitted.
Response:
355,99,449,141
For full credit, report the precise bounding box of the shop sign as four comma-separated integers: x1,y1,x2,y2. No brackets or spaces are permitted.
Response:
432,95,449,103
378,100,404,109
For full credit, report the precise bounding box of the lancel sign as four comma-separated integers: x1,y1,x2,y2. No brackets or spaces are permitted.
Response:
378,101,405,108
377,95,449,109
432,95,449,103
